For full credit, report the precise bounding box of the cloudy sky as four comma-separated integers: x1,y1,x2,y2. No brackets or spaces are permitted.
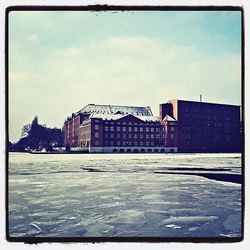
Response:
9,10,242,142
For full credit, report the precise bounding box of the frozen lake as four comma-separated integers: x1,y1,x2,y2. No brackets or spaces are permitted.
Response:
8,153,242,239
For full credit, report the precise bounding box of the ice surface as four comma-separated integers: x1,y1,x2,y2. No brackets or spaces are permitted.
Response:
8,153,242,238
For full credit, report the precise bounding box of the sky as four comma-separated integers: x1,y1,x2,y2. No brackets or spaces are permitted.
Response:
8,9,242,142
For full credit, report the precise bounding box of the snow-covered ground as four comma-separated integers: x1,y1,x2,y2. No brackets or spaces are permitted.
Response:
8,153,242,238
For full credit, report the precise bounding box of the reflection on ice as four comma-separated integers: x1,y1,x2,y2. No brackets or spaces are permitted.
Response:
8,153,242,238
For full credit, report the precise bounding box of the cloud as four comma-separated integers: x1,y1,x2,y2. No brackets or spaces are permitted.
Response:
9,36,241,142
26,34,38,42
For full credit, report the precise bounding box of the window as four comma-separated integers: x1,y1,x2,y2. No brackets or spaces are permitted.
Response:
95,140,99,146
117,126,121,131
110,133,114,138
170,134,174,139
151,134,155,139
139,127,143,132
151,141,154,146
140,134,143,139
134,141,138,146
105,126,108,131
151,127,154,132
146,127,149,132
128,127,132,132
123,127,126,132
94,124,99,130
146,141,149,146
110,141,114,146
140,141,143,146
104,134,108,138
156,128,159,132
204,114,211,120
128,134,132,139
122,134,126,139
170,127,174,132
128,141,132,146
146,134,149,139
117,134,120,139
110,126,114,131
134,134,138,139
122,141,126,146
134,127,138,132
95,132,99,138
117,141,120,146
215,122,222,127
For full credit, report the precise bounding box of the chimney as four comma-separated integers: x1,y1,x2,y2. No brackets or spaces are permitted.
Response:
200,94,202,102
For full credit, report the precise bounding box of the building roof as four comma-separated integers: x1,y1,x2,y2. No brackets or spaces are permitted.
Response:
163,115,176,122
77,104,153,117
168,99,240,107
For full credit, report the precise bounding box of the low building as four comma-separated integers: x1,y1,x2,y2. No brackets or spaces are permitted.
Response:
64,104,177,153
160,99,241,153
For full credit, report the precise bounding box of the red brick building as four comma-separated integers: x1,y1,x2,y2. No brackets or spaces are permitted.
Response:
64,100,241,153
161,115,178,148
64,104,177,153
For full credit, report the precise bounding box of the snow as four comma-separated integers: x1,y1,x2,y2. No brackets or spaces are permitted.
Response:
89,113,159,122
8,153,242,238
78,104,153,117
163,115,176,122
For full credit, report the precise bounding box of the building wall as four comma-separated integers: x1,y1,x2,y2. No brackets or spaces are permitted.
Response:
77,115,163,149
64,114,81,147
79,119,91,148
159,103,173,120
162,120,178,148
167,100,241,152
101,115,162,148
64,122,68,146
65,100,240,153
170,99,178,121
91,118,104,148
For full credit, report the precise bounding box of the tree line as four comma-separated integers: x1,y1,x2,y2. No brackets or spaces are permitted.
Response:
9,116,63,152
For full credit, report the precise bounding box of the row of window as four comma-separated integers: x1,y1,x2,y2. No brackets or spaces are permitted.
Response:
101,133,160,139
101,126,160,132
106,121,157,126
181,105,237,114
102,141,158,146
182,113,238,121
93,119,158,126
180,121,239,128
94,132,160,139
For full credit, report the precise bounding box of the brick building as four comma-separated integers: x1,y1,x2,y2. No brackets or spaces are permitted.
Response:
160,99,241,153
161,115,178,148
64,104,177,153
